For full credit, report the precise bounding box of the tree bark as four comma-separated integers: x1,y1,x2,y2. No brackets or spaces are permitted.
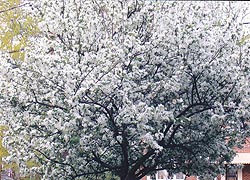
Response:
120,174,140,180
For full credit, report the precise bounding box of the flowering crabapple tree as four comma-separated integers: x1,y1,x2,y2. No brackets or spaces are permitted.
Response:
1,1,250,180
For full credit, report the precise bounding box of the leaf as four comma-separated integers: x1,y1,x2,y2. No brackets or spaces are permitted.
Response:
0,140,9,157
0,0,40,60
238,34,250,46
26,160,40,168
3,162,19,170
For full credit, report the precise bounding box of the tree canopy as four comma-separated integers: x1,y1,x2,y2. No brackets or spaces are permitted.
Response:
0,1,250,180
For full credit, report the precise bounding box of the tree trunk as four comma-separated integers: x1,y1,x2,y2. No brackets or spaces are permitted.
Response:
120,174,140,180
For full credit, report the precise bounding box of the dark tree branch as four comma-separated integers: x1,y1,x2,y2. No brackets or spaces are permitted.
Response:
34,148,78,177
176,102,208,119
129,149,155,177
0,3,30,14
92,151,116,170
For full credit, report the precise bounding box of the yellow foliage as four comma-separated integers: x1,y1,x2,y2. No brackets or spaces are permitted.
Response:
238,34,250,46
3,162,19,170
0,144,9,157
0,125,8,133
0,0,39,60
0,125,9,157
26,160,40,168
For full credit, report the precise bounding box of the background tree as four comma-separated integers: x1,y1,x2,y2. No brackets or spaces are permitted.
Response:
0,0,39,60
0,1,250,180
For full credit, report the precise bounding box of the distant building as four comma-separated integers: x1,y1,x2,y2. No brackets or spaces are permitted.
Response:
224,138,250,180
142,139,250,180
